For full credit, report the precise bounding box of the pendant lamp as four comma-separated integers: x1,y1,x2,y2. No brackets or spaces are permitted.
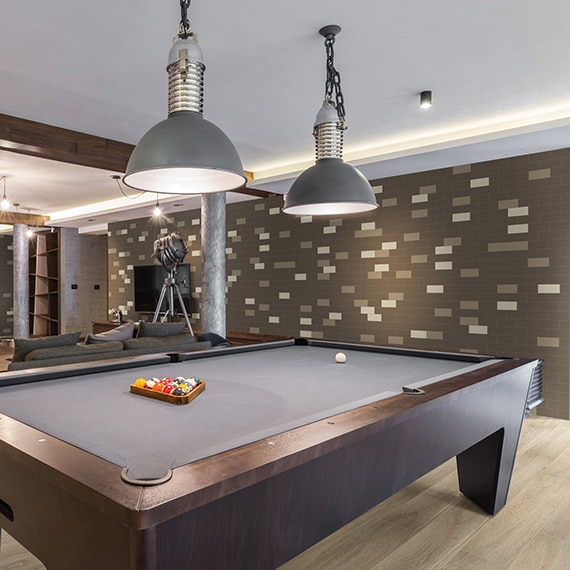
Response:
283,25,378,216
1,176,9,210
123,0,246,194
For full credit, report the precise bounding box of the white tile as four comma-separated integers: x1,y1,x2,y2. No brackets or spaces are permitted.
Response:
374,264,390,272
538,284,560,294
470,177,490,188
411,330,427,339
507,206,529,217
508,224,528,234
497,301,517,311
367,314,382,322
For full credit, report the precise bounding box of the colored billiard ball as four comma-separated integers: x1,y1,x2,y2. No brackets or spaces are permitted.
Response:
335,352,346,363
145,379,156,389
133,378,147,388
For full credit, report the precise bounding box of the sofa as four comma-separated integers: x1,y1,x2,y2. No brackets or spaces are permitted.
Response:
7,322,211,371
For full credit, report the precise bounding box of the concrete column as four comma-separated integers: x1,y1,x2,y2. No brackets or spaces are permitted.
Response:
13,223,29,339
200,192,226,335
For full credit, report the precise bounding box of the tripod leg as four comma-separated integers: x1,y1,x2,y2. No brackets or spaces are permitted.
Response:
173,283,194,335
167,284,176,323
152,283,169,323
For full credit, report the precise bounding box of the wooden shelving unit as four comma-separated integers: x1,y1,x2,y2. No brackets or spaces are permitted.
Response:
29,231,59,336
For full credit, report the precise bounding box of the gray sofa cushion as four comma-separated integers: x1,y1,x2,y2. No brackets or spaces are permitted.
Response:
24,341,125,361
12,332,82,363
123,334,196,352
123,341,211,358
85,322,135,344
7,350,129,371
137,322,186,338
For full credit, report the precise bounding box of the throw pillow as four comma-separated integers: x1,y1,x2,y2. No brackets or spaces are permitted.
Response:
85,322,135,344
197,332,231,347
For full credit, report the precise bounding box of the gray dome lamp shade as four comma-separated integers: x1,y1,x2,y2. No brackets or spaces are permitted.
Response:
123,6,246,195
123,111,246,194
284,157,378,216
283,25,378,216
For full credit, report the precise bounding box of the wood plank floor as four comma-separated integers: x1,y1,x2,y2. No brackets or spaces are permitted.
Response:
1,415,568,569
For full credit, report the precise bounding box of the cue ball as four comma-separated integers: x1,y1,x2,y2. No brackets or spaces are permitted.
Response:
335,352,347,363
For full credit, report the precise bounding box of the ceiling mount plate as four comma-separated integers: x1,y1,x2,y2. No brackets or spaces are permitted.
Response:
319,25,341,38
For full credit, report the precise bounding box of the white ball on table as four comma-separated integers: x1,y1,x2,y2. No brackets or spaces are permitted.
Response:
335,352,347,363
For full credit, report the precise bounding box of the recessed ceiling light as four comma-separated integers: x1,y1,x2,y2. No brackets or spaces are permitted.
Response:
420,90,433,109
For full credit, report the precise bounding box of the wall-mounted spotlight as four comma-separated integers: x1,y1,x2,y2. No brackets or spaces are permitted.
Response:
420,90,433,109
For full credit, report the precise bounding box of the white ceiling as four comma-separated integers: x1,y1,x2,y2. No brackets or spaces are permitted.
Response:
2,0,570,233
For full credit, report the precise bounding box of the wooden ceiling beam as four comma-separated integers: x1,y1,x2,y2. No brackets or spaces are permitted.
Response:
0,113,267,197
0,210,50,227
0,113,133,172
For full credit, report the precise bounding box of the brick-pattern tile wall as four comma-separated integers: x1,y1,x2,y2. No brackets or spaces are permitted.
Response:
108,148,570,419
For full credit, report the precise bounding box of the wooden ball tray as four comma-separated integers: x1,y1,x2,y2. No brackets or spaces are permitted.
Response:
130,381,205,405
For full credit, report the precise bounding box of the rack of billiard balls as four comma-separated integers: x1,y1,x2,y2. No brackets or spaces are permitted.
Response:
130,375,205,405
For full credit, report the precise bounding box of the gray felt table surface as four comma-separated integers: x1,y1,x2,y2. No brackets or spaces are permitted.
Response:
0,344,498,476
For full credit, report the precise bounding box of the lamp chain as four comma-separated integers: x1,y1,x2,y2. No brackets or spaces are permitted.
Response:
324,35,346,122
179,0,191,39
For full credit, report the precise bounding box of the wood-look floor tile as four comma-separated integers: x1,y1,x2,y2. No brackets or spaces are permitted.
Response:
438,549,505,570
508,533,570,570
539,490,570,541
369,500,487,570
279,520,412,570
463,473,570,567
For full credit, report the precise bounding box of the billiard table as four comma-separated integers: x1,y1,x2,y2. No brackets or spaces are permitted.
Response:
0,339,538,570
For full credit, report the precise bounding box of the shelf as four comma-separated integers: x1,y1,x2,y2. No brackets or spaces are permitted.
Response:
30,273,59,280
29,231,60,336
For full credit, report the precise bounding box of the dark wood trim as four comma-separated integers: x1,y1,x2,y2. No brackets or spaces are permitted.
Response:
196,329,291,346
235,184,280,198
0,113,134,172
0,211,49,226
